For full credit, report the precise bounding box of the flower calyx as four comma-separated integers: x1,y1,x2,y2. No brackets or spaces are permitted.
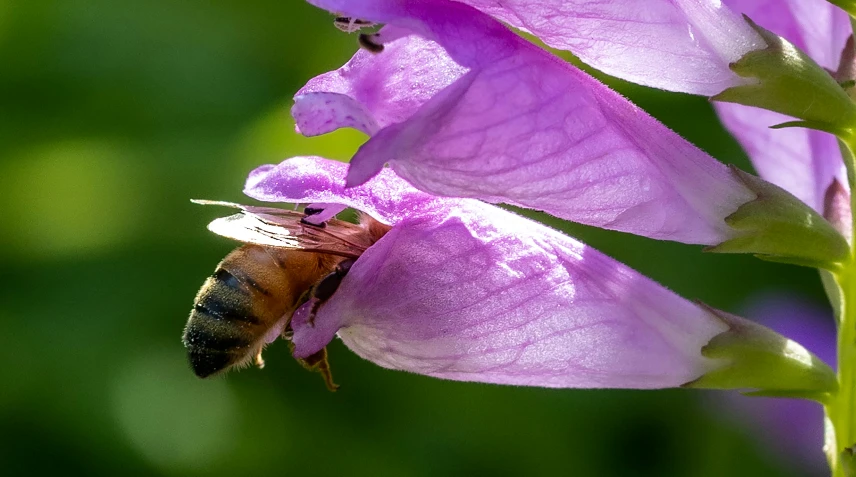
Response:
712,16,856,138
683,305,837,400
705,167,850,270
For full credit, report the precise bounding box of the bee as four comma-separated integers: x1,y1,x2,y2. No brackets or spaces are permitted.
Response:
183,201,391,390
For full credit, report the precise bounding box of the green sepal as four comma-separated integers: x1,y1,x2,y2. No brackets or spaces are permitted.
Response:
711,16,856,134
769,120,849,137
751,254,845,270
741,389,831,402
683,305,838,397
705,167,850,270
821,269,845,324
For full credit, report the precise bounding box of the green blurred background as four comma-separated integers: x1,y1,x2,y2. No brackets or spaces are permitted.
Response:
0,2,833,476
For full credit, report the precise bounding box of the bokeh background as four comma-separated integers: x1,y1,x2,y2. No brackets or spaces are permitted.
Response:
0,2,836,476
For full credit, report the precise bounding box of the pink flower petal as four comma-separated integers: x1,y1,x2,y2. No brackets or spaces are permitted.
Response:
292,92,380,136
290,298,339,358
312,0,764,95
246,157,730,388
296,2,756,245
715,104,844,213
296,25,466,133
244,156,444,225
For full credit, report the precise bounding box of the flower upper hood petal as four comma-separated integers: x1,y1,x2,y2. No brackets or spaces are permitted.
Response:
311,0,764,95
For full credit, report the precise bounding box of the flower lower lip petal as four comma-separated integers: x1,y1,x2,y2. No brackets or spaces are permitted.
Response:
292,92,380,137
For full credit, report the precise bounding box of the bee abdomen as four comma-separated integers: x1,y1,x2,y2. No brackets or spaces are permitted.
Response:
193,294,261,325
184,245,336,379
183,263,273,378
213,268,272,297
183,321,252,378
186,349,237,378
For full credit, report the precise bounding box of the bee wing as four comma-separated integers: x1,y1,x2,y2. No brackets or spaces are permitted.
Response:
193,200,370,258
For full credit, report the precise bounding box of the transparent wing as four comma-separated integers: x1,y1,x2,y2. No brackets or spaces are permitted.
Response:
193,200,371,258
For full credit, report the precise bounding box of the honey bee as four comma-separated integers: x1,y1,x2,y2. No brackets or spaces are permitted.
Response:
183,201,390,390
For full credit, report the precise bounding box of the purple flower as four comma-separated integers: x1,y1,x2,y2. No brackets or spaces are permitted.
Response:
237,156,738,388
714,0,850,229
423,0,766,95
296,0,765,246
208,156,836,390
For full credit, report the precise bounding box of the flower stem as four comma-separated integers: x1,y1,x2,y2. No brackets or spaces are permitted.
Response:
827,136,856,477
829,268,856,476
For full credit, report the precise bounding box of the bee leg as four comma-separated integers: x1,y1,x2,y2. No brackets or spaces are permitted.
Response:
300,207,327,228
281,321,295,341
253,349,265,369
308,259,355,327
358,33,384,53
296,346,339,392
286,288,313,332
300,218,326,228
